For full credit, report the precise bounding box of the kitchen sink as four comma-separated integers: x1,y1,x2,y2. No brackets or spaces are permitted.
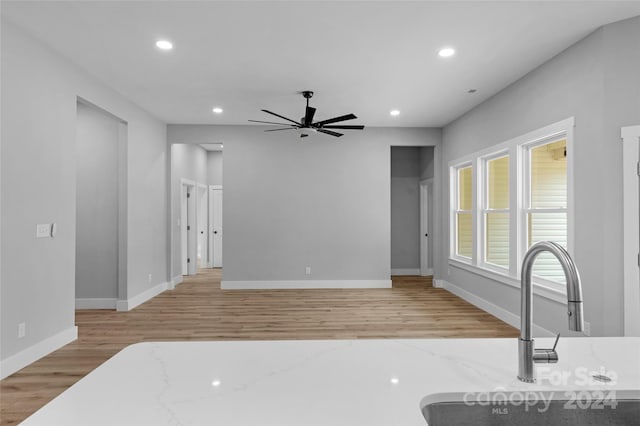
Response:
420,390,640,425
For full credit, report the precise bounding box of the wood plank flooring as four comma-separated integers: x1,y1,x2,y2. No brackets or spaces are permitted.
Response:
0,269,517,425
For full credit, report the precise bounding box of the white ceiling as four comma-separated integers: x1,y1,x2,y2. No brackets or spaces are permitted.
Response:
2,1,639,127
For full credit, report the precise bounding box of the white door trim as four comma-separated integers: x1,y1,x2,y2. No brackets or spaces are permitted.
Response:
420,178,434,276
181,178,197,275
622,125,640,336
196,183,208,269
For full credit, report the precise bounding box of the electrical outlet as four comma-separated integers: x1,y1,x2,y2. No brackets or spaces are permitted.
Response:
305,266,311,275
583,321,591,336
148,274,152,283
18,322,26,338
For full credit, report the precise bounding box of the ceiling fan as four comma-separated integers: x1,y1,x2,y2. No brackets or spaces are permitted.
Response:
249,91,364,138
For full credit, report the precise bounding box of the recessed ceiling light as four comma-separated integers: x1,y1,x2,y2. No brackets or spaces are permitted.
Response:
438,47,456,58
390,110,400,116
212,107,223,114
155,40,173,50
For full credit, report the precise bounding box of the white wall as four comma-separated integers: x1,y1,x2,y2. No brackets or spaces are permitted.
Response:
207,151,223,186
439,16,640,337
170,144,208,277
75,102,120,300
0,19,168,375
168,125,441,285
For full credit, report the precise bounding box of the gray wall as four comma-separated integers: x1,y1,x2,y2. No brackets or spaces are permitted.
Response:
1,19,168,363
75,102,120,299
207,151,223,186
170,144,208,277
168,125,441,283
439,16,640,337
420,146,435,180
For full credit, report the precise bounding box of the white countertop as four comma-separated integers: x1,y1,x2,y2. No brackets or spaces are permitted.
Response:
21,337,640,425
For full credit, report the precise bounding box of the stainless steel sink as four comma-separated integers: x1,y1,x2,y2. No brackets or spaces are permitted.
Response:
420,390,640,425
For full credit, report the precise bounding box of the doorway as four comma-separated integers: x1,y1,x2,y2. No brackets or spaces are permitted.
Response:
75,99,127,309
209,185,223,268
390,146,434,276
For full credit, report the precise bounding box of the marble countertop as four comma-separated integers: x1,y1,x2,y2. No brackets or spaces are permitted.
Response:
21,337,640,425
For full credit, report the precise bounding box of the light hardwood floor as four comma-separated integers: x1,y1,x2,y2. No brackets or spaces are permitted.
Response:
0,269,517,425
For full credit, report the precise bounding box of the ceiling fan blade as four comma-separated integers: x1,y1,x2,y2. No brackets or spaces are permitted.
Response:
318,129,343,137
304,106,316,126
248,119,297,126
261,109,301,125
265,127,297,132
321,125,365,130
314,113,357,126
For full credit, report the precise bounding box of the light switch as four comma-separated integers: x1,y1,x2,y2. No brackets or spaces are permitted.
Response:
36,224,50,238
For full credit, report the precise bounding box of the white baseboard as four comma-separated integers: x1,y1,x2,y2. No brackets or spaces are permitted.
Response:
434,279,554,337
433,279,446,288
391,268,421,276
0,326,78,380
167,275,183,290
422,268,434,276
221,279,392,290
75,298,117,309
116,281,169,311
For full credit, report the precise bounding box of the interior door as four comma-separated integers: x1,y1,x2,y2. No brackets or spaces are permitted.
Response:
210,187,223,267
182,182,197,275
420,180,433,275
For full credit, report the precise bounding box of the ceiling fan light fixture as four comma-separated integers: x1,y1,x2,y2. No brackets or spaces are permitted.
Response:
298,127,317,137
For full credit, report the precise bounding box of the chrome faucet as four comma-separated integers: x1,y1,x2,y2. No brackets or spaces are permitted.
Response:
518,241,584,383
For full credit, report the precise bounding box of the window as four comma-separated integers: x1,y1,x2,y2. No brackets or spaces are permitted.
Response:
524,138,567,284
483,154,509,269
448,118,573,297
454,165,473,259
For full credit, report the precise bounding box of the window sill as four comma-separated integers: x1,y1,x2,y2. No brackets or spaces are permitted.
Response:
448,258,567,304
